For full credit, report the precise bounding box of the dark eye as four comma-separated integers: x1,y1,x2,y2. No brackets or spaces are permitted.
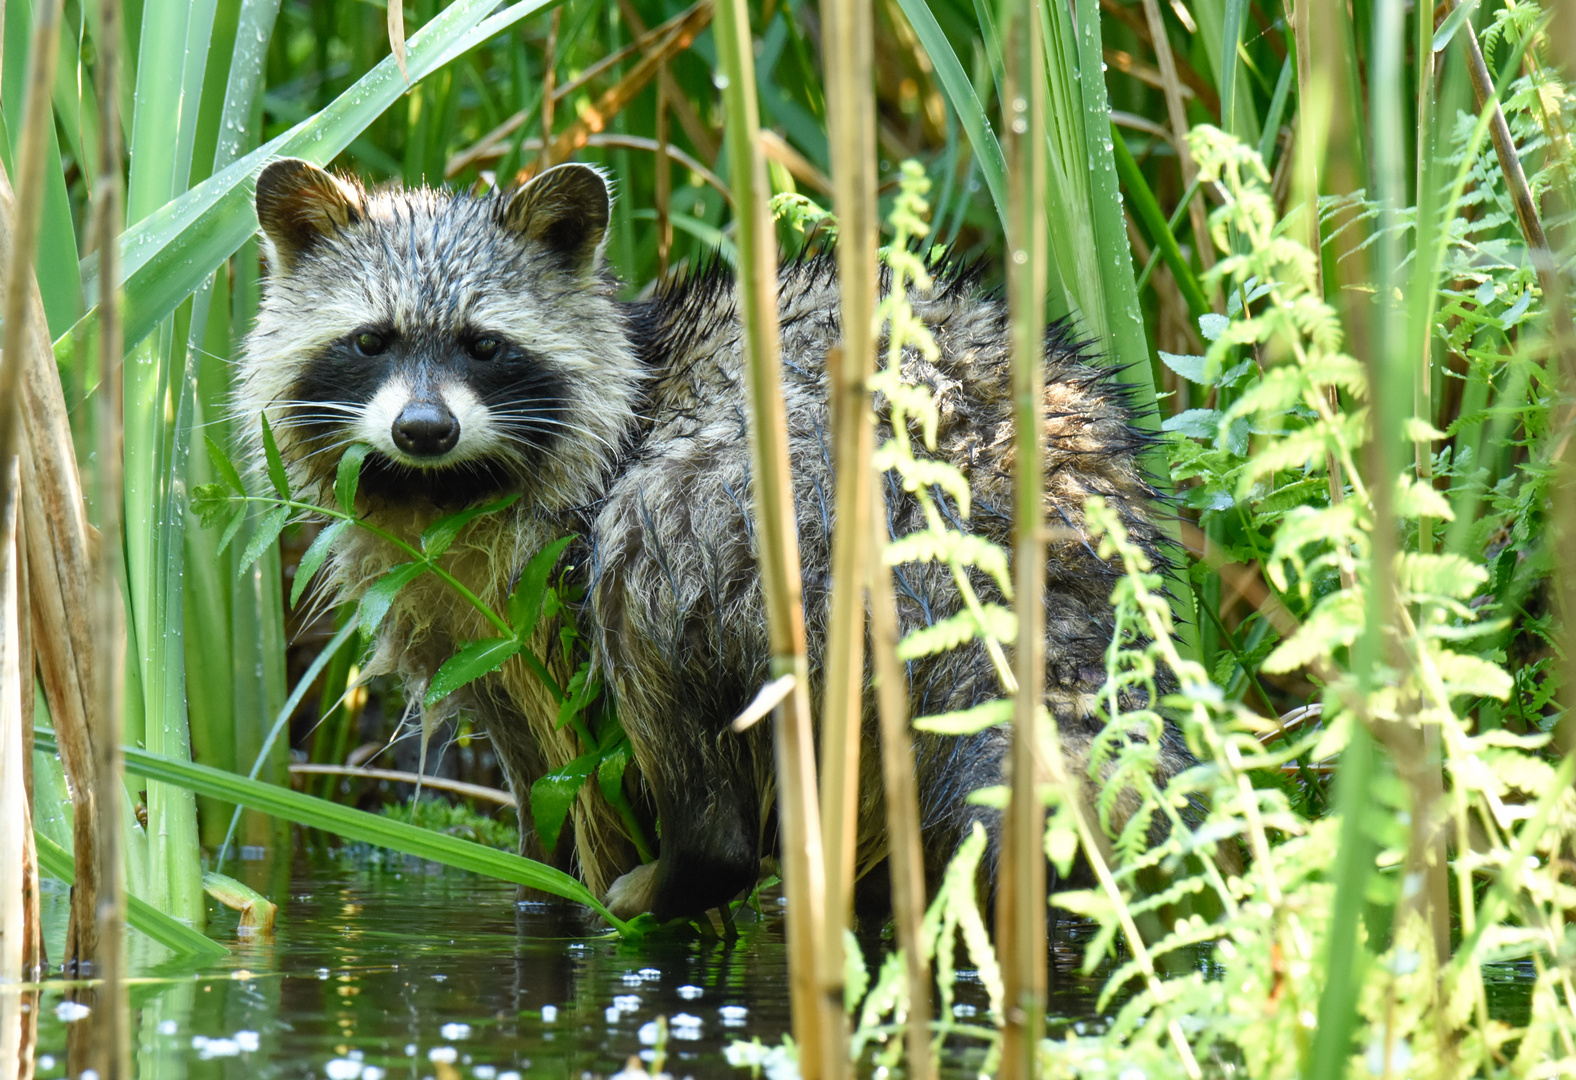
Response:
353,330,388,356
468,336,502,361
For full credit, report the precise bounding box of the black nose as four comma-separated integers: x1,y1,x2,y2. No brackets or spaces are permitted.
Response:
392,401,459,457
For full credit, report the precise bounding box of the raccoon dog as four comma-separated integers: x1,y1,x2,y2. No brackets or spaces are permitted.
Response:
238,158,1189,923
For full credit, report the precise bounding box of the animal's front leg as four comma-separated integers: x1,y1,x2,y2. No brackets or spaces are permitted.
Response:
604,708,763,921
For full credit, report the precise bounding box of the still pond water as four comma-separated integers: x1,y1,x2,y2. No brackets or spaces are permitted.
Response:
25,848,1062,1080
22,849,1539,1079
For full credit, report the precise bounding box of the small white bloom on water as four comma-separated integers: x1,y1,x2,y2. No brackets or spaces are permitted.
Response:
638,1021,660,1045
540,1005,557,1023
77,1071,95,1080
325,1058,363,1080
952,1004,977,1018
405,1043,418,1056
37,1058,54,1072
671,1013,702,1040
157,1019,178,1035
621,972,644,986
55,1001,90,1022
318,968,331,979
499,1072,521,1080
638,968,661,980
199,1039,241,1058
441,1023,472,1040
606,1006,621,1023
473,1066,497,1079
614,995,640,1013
236,1031,260,1052
719,1005,747,1024
429,1046,458,1064
362,1069,385,1080
432,974,447,982
676,985,702,1000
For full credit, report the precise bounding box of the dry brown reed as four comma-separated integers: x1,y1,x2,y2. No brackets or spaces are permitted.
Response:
88,0,128,1069
711,0,835,1073
0,0,96,983
819,0,883,1070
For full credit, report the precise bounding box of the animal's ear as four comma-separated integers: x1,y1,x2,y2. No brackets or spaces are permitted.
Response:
255,158,364,271
500,163,611,272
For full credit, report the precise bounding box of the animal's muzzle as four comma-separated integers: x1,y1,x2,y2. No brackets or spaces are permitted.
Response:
393,400,460,457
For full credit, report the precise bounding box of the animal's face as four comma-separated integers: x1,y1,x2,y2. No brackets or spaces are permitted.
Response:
240,159,641,513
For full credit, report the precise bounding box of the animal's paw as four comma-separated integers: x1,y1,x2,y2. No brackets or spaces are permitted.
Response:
604,861,660,918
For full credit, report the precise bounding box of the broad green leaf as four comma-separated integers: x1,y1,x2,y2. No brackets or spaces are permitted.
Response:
237,505,289,575
336,443,373,516
508,534,575,638
424,637,523,707
1162,409,1225,441
597,742,632,805
1158,352,1209,386
358,561,427,635
31,728,627,932
205,433,246,494
33,831,229,958
422,494,521,558
291,520,349,608
259,413,289,499
530,753,599,855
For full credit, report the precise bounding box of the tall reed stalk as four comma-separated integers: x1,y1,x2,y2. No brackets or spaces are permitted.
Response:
90,0,128,1070
996,2,1048,1077
710,0,834,1072
819,0,880,1074
0,0,77,969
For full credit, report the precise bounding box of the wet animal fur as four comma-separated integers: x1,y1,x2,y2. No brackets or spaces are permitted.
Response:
237,158,1190,922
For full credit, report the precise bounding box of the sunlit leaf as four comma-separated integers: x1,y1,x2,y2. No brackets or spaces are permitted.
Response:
530,753,598,855
358,561,427,635
336,443,372,516
508,534,575,638
424,637,523,707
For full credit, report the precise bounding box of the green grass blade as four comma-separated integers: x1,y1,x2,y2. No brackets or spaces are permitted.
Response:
33,831,229,959
32,727,630,933
1219,0,1261,144
1304,724,1376,1080
120,0,222,930
1111,125,1209,322
889,0,1008,230
0,0,84,340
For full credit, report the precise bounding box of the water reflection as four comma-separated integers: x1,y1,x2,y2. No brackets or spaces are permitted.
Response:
24,851,815,1079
